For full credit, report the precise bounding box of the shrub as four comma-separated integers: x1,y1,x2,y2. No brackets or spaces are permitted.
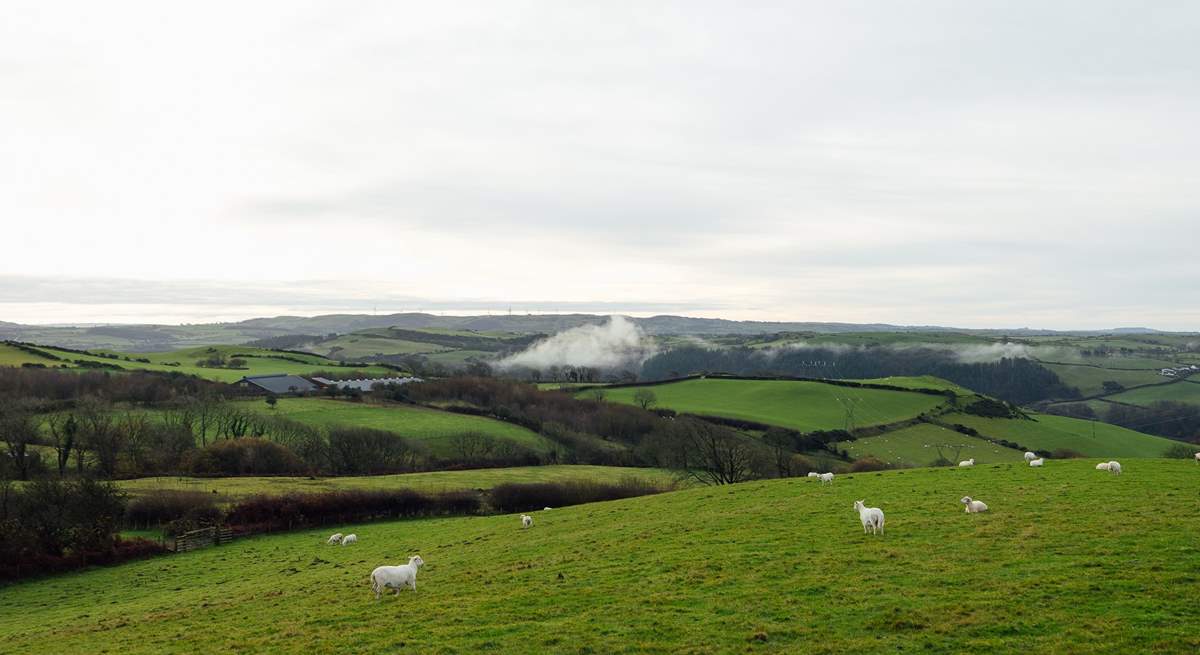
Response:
1049,449,1085,459
182,438,307,476
487,476,669,514
848,457,892,472
1163,443,1198,459
125,490,221,529
223,488,484,533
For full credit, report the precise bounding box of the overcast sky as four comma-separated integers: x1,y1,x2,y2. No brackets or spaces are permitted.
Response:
3,1,1198,329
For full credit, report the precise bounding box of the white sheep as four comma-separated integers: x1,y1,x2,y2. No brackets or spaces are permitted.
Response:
1095,462,1111,471
818,472,834,485
342,534,358,546
370,555,425,599
1194,452,1199,464
959,458,975,467
853,500,885,535
1107,461,1121,475
1029,458,1044,467
1024,452,1038,462
960,496,988,513
543,507,553,511
327,532,344,545
807,472,820,478
521,514,533,529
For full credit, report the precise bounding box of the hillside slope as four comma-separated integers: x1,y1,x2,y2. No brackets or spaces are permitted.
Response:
4,460,1197,653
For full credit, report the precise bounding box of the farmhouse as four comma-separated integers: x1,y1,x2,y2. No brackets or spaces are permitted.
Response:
1160,368,1177,377
311,376,423,392
234,374,318,394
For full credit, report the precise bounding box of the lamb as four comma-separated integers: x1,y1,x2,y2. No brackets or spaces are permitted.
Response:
1095,462,1111,471
1029,458,1044,467
1024,452,1038,462
543,507,553,511
853,500,885,535
1194,452,1200,464
818,472,834,485
521,514,533,529
807,472,820,478
1107,461,1122,475
959,458,975,467
327,533,344,545
370,555,425,600
342,534,358,546
960,496,988,513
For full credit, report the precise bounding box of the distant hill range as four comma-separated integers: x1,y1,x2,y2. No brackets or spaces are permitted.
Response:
0,311,1188,352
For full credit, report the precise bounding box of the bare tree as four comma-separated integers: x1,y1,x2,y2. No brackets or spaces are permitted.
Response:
633,389,657,410
45,413,79,477
77,397,123,478
0,403,39,480
449,432,497,461
663,419,762,485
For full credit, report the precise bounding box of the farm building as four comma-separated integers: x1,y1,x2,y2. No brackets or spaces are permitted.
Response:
311,376,423,392
234,374,318,394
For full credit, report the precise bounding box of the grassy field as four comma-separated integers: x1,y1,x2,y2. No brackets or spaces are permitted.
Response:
4,459,1198,653
1106,379,1200,407
852,375,972,395
119,465,676,500
236,398,555,454
591,378,949,432
0,342,58,366
9,343,397,382
949,412,1180,458
845,423,1027,467
1040,363,1167,397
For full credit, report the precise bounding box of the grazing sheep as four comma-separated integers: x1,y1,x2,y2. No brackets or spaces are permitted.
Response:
1029,458,1044,467
1095,462,1111,471
1024,452,1038,462
1194,452,1200,464
807,472,820,478
327,533,344,545
818,472,834,485
853,500,885,535
521,514,533,529
960,496,988,513
959,458,975,467
543,507,553,511
370,555,425,599
342,534,358,546
1107,461,1122,475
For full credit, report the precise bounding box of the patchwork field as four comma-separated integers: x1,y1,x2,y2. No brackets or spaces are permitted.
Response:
119,465,675,501
235,397,554,454
845,423,1026,467
591,378,949,432
1106,379,1200,407
4,460,1198,653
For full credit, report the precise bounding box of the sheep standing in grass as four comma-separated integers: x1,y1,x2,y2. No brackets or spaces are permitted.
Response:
1024,452,1038,462
521,514,533,529
1194,452,1199,464
1029,458,1044,467
1108,461,1122,475
959,458,975,467
370,556,425,600
960,496,988,513
342,534,358,546
853,500,885,535
818,472,834,485
327,533,344,545
1095,462,1111,471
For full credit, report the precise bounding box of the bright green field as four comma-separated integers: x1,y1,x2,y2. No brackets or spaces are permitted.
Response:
0,342,57,367
237,398,554,454
118,465,675,500
950,413,1181,458
13,344,396,382
4,460,1198,653
1040,363,1167,397
845,423,1026,467
852,375,971,395
1106,379,1200,407
318,335,451,359
592,378,949,432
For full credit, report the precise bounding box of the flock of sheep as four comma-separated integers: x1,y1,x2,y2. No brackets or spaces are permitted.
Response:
324,452,1200,599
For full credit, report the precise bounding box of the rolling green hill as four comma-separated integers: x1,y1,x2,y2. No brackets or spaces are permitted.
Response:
4,460,1197,653
845,423,1027,467
590,378,949,432
948,413,1179,458
1105,379,1200,407
236,398,555,455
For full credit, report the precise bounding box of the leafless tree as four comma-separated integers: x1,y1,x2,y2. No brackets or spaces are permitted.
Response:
633,389,657,410
45,412,79,477
0,403,39,480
